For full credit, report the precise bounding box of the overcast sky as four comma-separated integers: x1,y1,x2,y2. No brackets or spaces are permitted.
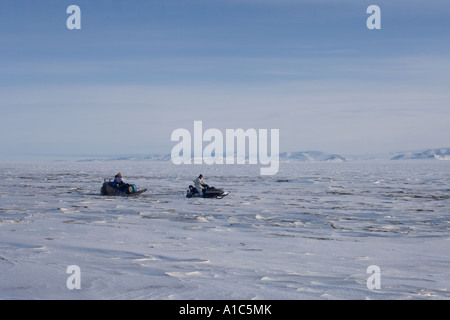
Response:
1,0,449,160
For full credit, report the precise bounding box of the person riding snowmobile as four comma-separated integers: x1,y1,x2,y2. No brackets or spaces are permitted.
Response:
186,174,228,198
194,174,207,195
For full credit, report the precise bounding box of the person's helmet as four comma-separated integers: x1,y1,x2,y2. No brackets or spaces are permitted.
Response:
199,174,203,178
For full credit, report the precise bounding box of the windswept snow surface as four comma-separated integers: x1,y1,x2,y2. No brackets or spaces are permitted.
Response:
0,160,449,300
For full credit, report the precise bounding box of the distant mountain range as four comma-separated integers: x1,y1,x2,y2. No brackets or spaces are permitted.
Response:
391,148,450,160
75,148,450,162
77,154,172,162
279,151,346,162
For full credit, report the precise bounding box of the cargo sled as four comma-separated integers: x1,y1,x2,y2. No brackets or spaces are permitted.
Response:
101,179,147,197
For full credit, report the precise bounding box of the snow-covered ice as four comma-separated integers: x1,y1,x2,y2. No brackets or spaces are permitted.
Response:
0,160,449,299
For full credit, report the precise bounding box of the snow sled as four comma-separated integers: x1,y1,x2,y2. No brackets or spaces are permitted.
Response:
101,179,147,197
186,185,229,199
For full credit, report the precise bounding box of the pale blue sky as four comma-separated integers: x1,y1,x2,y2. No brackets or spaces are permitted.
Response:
1,0,449,160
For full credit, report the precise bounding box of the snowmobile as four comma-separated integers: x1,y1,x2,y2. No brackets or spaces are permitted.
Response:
101,179,147,197
186,184,229,199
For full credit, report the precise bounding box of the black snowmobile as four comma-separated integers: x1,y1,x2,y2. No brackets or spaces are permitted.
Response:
186,184,229,199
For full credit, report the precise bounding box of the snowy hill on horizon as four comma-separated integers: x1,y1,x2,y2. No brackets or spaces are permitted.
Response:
392,148,450,160
76,154,172,162
279,151,347,162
